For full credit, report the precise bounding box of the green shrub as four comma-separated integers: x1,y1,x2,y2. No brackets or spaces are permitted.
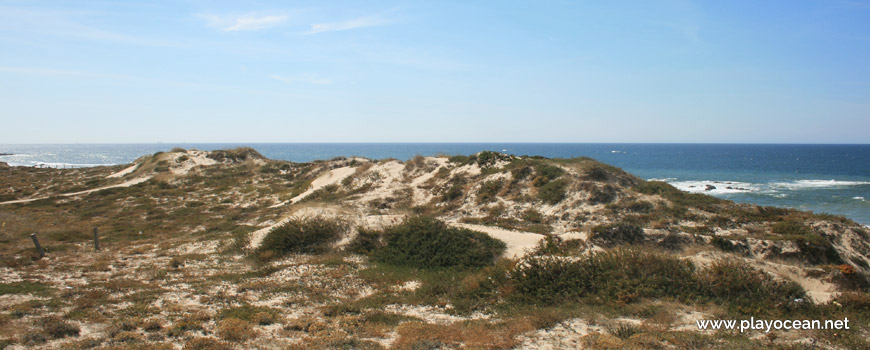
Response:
538,179,568,204
257,216,347,256
476,180,503,204
511,249,697,304
441,178,465,202
771,220,842,264
699,260,805,314
0,282,51,296
372,216,506,268
219,305,280,324
346,228,384,255
207,147,264,162
586,166,609,181
588,185,617,204
590,224,645,246
711,236,737,252
447,155,471,164
535,165,565,182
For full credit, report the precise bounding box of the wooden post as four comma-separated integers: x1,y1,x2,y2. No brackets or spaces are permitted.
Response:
93,227,100,252
31,233,45,260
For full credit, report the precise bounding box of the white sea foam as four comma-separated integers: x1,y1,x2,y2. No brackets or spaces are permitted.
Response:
668,180,758,195
28,161,116,168
771,180,870,190
855,197,866,201
648,178,677,182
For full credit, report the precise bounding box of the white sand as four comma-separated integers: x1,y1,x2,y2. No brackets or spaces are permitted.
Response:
269,166,357,208
450,222,545,259
107,164,138,178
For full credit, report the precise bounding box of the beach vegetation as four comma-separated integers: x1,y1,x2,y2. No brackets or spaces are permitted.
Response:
476,179,503,204
369,216,506,268
207,147,264,162
257,216,348,258
590,223,645,246
537,179,568,204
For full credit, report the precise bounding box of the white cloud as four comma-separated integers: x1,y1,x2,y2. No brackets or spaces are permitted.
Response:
199,13,288,32
308,15,387,34
269,74,332,85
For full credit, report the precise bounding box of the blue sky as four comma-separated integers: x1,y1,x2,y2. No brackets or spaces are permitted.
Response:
1,0,869,143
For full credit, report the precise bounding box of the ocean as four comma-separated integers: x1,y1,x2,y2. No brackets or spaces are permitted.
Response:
1,143,868,225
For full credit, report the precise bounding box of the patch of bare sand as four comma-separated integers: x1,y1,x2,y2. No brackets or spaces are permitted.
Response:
107,164,138,178
269,166,357,208
169,150,217,175
383,304,491,325
450,222,545,259
514,318,604,350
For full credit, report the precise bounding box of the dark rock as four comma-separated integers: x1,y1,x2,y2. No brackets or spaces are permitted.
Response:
705,184,716,191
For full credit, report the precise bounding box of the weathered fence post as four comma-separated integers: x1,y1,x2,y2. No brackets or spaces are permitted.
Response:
93,227,100,252
31,233,45,260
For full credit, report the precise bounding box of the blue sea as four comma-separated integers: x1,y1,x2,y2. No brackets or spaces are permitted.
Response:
1,143,868,225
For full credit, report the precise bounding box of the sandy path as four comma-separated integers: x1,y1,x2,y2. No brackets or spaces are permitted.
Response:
450,222,545,259
107,164,138,178
269,167,356,208
0,176,152,205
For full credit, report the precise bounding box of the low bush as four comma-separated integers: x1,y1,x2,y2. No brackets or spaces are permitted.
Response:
511,249,697,304
586,166,610,181
699,260,805,314
771,220,842,264
207,147,264,162
183,337,233,350
39,315,80,339
372,216,506,268
588,185,617,204
219,305,280,324
538,179,568,204
533,165,565,186
590,224,645,246
476,180,503,204
441,178,466,202
346,227,383,255
217,318,257,342
510,248,807,315
257,216,347,257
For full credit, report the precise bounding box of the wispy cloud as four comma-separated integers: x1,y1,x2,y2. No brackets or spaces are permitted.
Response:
269,74,332,85
0,6,180,47
308,15,387,34
199,13,288,32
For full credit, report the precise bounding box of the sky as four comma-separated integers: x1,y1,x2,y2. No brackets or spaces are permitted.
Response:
1,0,869,143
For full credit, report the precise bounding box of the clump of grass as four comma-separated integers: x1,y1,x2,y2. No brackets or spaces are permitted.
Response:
370,216,506,269
217,318,257,342
183,337,233,350
0,281,51,296
603,321,643,339
38,315,80,339
219,305,280,325
257,216,348,258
